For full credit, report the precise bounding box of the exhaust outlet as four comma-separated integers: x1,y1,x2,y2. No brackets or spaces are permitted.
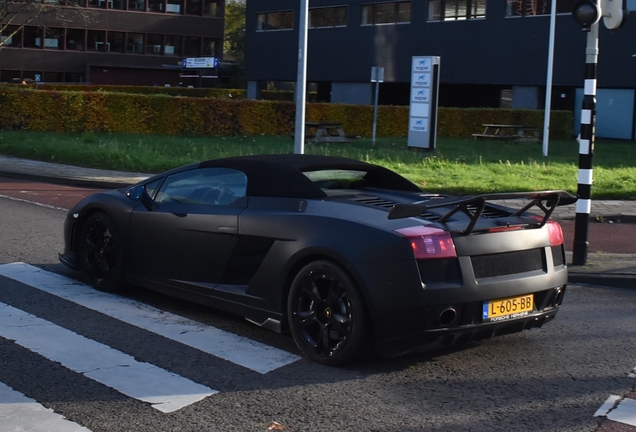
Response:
554,287,565,306
439,308,457,326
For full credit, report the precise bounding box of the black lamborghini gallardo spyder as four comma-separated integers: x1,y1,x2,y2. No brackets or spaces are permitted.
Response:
60,154,576,365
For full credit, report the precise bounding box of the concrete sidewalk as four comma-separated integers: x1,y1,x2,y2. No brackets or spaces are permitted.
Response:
0,154,634,289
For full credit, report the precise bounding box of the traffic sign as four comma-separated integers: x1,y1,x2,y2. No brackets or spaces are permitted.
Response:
181,57,219,69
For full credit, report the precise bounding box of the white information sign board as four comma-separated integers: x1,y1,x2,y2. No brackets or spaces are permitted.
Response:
408,56,440,151
181,57,219,69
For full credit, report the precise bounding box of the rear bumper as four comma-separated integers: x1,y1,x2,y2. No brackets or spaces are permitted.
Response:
375,296,563,357
348,250,569,358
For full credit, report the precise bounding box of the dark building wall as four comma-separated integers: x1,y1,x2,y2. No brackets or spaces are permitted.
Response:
245,0,636,89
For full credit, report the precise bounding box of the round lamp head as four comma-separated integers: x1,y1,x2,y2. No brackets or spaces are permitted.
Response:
572,0,601,31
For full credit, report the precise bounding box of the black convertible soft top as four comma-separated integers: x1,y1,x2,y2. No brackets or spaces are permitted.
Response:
198,154,422,199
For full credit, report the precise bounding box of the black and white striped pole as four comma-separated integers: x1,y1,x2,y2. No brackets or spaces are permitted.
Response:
572,20,598,266
571,0,626,265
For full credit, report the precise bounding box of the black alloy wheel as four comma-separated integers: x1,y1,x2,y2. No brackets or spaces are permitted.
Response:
287,260,371,366
77,212,125,292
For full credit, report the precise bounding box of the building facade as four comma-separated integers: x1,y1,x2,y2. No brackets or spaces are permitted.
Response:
0,0,225,86
245,0,636,139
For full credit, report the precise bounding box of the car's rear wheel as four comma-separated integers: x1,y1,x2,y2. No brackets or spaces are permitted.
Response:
77,212,125,292
287,260,371,366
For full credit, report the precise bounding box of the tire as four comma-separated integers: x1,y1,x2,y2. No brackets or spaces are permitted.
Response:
287,260,371,366
76,212,125,292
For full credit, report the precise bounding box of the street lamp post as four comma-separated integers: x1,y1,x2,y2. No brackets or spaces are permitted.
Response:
293,0,309,155
570,0,626,265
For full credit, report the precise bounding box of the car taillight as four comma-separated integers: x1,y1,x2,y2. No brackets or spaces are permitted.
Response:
395,226,457,259
530,216,564,246
546,220,564,246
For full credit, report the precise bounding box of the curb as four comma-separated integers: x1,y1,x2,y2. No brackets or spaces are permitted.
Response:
0,167,147,189
568,273,636,289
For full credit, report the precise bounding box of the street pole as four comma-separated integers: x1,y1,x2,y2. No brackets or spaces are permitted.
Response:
572,21,599,266
372,80,379,145
293,0,309,155
542,0,557,157
371,66,383,146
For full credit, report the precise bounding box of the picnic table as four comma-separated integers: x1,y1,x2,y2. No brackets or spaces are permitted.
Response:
304,122,351,143
472,124,540,143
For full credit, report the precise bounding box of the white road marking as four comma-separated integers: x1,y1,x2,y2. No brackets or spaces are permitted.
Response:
0,193,68,211
607,398,636,427
0,302,216,413
594,395,621,417
0,262,300,374
0,381,93,432
595,395,636,427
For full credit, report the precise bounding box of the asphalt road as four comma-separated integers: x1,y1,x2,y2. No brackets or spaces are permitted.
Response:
0,180,635,432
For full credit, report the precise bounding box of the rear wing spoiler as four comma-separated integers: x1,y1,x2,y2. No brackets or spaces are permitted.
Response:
388,190,578,235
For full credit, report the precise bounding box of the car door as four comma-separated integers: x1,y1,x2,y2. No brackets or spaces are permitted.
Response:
127,167,248,294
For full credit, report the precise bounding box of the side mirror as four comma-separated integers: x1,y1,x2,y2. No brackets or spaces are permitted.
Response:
126,185,156,211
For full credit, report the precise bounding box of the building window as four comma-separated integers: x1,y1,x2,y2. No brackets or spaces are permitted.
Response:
128,32,144,53
183,36,200,56
43,28,64,50
506,0,576,16
428,0,485,20
165,35,182,55
256,10,294,31
362,2,411,25
65,73,83,83
1,26,22,48
128,0,146,10
186,0,201,14
88,30,107,51
203,0,219,16
146,33,163,54
43,71,64,82
66,29,85,50
202,37,217,56
108,31,125,53
166,0,182,13
1,70,22,82
148,0,162,12
309,6,347,28
23,26,42,49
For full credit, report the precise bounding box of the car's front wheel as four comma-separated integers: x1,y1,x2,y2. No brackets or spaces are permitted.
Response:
77,212,125,292
287,260,371,366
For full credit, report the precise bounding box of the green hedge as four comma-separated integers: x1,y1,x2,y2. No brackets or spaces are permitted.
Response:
0,87,573,139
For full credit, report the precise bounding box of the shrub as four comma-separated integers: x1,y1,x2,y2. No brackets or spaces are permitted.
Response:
0,86,573,139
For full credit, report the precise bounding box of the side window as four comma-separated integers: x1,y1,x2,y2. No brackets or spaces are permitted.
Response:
154,167,247,206
144,178,163,200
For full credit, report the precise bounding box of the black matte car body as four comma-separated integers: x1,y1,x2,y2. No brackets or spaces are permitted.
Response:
60,154,576,365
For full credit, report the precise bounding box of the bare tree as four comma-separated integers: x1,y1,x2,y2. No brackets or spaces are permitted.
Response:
0,0,89,50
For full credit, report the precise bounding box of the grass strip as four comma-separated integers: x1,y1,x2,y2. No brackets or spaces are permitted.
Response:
0,131,634,200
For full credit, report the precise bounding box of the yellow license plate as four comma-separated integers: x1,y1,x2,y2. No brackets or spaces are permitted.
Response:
483,294,534,322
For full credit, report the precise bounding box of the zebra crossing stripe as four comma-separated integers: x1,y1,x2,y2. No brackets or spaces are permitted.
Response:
594,395,636,427
0,381,93,432
0,263,300,374
0,302,217,413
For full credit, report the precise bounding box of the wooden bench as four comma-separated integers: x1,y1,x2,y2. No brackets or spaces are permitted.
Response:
472,124,540,143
